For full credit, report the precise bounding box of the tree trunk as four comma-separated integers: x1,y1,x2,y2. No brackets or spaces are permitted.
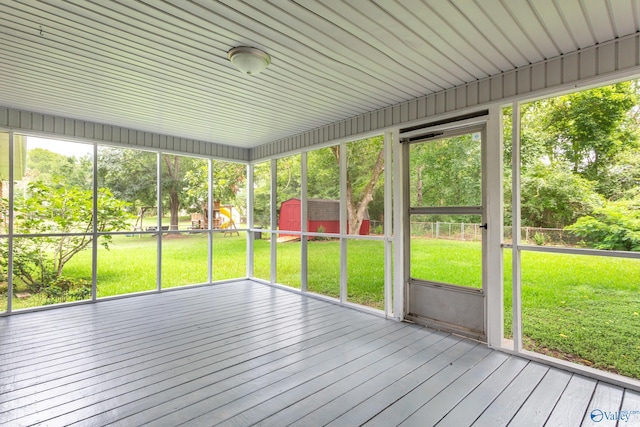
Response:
349,148,384,235
163,155,181,230
330,145,385,235
169,189,180,230
416,165,424,206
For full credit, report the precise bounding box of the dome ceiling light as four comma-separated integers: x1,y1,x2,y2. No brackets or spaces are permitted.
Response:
227,46,271,76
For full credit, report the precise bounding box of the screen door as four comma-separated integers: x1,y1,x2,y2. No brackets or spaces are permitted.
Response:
405,124,487,339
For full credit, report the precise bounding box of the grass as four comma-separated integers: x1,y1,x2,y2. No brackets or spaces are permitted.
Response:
2,236,639,378
411,239,482,287
254,238,385,309
511,251,640,378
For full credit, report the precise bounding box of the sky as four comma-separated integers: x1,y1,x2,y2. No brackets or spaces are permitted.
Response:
27,136,94,157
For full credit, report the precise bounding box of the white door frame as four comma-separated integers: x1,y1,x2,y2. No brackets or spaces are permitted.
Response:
393,109,503,345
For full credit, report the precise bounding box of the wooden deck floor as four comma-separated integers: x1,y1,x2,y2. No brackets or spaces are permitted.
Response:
1,280,639,426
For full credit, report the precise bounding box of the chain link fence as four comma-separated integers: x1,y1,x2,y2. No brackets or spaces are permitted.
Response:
407,221,581,246
503,226,582,246
411,221,484,241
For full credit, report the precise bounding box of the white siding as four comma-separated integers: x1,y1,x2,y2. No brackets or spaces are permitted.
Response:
0,107,250,161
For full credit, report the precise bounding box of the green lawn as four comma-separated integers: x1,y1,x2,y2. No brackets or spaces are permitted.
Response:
509,251,640,378
2,236,639,378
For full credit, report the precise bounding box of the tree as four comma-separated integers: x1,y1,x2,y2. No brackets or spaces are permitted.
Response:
537,82,639,186
252,161,272,227
411,134,481,208
98,148,206,230
307,146,340,200
163,155,183,230
258,138,385,235
27,148,93,190
599,149,640,200
184,160,247,221
520,161,603,228
566,197,640,251
508,81,640,231
3,180,132,290
341,136,385,235
276,155,302,213
97,148,157,214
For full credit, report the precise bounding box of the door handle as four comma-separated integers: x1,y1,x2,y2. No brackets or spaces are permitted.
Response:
480,223,488,230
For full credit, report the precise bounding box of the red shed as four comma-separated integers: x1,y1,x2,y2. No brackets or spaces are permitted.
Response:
278,198,370,235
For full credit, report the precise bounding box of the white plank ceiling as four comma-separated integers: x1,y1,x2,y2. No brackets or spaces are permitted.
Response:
0,0,638,149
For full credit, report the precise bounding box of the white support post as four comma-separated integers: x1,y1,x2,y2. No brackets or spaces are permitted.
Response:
6,132,14,313
270,159,277,285
246,163,254,278
393,130,407,320
485,105,505,348
384,131,393,318
156,152,162,292
91,143,98,300
339,142,348,304
208,159,213,283
300,152,308,292
511,102,523,351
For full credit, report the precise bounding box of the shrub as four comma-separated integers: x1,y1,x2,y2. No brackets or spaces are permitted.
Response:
566,198,640,251
2,181,133,291
43,276,92,305
532,232,546,246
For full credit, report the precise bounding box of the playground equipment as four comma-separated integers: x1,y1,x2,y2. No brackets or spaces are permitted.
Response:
190,203,239,236
133,206,155,232
218,207,239,236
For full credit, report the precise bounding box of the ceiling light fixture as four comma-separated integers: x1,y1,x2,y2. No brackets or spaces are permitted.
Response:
227,46,271,76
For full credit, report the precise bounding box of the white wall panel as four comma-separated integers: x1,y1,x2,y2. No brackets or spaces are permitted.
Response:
517,67,531,95
467,83,479,106
251,33,640,161
599,43,617,74
532,63,546,91
0,107,249,161
503,71,517,98
580,49,598,79
563,52,580,82
547,60,562,87
490,75,503,101
618,37,637,70
435,92,446,115
480,79,493,105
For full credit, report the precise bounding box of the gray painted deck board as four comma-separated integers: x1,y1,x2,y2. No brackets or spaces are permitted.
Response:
547,375,598,427
436,356,529,426
256,332,460,427
362,344,493,427
0,280,635,426
325,339,479,427
580,382,624,426
398,351,511,426
472,362,550,426
507,367,573,426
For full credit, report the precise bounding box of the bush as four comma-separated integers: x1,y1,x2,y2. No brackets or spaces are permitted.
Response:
2,181,133,291
532,232,546,246
42,276,92,305
566,199,640,251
